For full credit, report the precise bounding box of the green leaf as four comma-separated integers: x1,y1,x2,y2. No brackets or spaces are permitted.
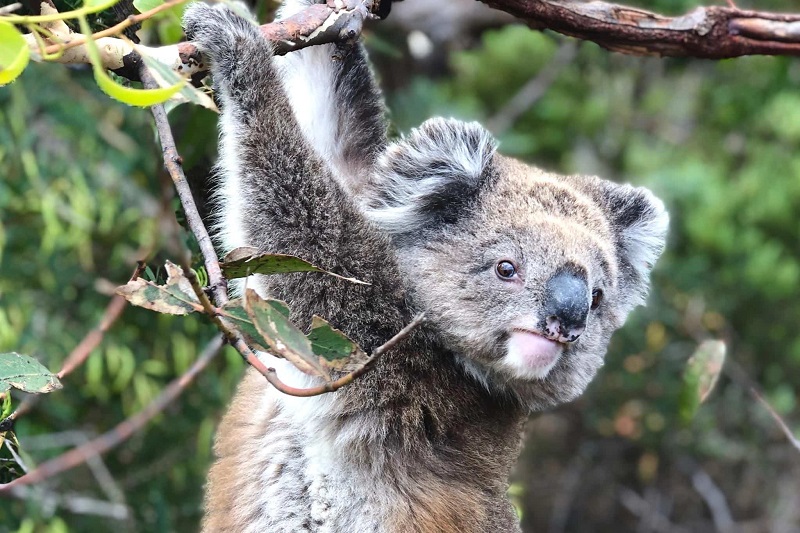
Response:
221,247,368,285
116,261,203,315
221,296,368,377
78,14,183,107
680,340,726,421
307,316,367,371
220,299,271,352
1,392,12,419
133,0,162,13
0,20,30,86
133,42,217,111
0,353,62,394
243,289,331,379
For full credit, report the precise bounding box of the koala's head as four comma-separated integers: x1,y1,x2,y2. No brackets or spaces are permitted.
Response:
365,119,669,411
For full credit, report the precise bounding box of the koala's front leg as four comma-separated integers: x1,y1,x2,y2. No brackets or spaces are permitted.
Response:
183,4,335,253
275,0,389,198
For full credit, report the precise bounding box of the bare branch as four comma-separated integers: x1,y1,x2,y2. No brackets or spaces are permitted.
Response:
0,335,225,492
691,468,738,533
141,65,228,305
725,360,800,453
480,0,800,58
57,261,146,379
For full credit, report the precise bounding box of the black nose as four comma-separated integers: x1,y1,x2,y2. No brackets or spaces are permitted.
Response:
543,271,589,343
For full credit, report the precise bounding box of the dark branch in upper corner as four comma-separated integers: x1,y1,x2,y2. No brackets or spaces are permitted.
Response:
480,0,800,58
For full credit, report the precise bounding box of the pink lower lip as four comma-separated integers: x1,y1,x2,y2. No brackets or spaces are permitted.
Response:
509,330,562,368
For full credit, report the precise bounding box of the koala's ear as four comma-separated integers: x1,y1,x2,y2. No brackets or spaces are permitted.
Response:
365,118,497,236
601,183,669,298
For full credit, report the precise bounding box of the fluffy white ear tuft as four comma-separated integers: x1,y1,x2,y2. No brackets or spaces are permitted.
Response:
606,184,669,304
364,118,497,236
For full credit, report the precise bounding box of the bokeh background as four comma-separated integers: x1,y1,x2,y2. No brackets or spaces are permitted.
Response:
1,0,798,531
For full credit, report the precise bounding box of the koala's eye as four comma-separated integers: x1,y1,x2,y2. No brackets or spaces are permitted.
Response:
496,260,517,280
591,289,603,310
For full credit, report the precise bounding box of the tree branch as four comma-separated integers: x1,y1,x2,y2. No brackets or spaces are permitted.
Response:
57,261,146,379
141,65,228,305
0,335,225,492
480,0,800,58
21,0,379,78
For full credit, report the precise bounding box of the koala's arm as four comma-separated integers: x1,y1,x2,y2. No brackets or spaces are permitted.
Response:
274,0,388,197
184,4,406,345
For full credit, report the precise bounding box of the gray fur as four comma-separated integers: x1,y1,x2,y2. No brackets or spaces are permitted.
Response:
183,3,668,532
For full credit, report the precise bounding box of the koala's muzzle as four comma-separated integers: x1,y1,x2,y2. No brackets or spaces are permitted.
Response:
543,272,590,343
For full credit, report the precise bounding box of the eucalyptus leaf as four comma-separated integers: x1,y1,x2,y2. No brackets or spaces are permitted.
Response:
221,248,367,285
78,15,182,107
243,289,330,379
133,42,217,110
0,353,62,394
679,340,726,421
307,316,367,371
132,0,162,13
116,261,203,315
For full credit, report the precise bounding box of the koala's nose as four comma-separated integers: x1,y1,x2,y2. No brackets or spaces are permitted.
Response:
543,272,589,343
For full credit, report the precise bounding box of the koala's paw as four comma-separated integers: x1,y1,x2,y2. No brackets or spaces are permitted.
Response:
183,3,262,63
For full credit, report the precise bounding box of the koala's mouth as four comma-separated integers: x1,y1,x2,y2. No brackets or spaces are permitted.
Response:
502,328,564,380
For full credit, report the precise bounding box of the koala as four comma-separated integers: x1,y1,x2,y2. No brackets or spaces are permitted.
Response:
182,2,668,532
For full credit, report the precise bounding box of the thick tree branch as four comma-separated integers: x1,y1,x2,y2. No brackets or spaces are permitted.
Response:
21,0,379,78
480,0,800,58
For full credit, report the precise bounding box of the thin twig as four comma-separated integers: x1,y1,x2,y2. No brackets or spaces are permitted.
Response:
141,64,228,306
0,335,225,492
37,0,187,57
58,261,146,379
725,360,800,453
7,486,130,520
257,312,426,397
691,468,738,533
0,3,21,15
619,487,690,533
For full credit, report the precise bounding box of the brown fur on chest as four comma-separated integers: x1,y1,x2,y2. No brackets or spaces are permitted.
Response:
203,364,525,533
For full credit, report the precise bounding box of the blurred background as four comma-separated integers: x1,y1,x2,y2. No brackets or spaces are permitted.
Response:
1,0,798,531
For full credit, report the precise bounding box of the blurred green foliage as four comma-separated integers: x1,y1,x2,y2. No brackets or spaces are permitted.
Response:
1,1,800,531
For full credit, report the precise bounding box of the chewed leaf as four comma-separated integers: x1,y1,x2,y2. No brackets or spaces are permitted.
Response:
221,248,368,285
679,340,726,421
307,316,368,371
0,21,30,86
243,289,330,380
220,298,290,352
221,299,270,352
116,261,202,315
220,295,370,381
0,353,62,394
